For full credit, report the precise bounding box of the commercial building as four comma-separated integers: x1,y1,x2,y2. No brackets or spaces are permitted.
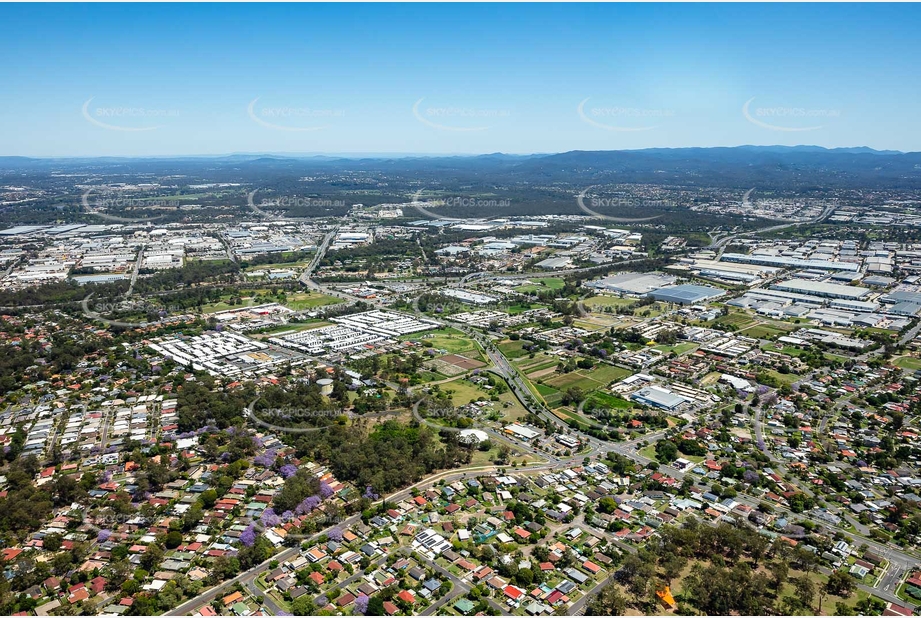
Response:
535,257,572,270
771,279,870,300
504,424,542,440
631,386,688,411
721,253,860,272
440,289,498,306
584,272,677,295
649,284,725,305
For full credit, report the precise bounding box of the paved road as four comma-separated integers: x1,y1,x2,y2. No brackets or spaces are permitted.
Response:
708,201,837,250
217,233,237,263
299,227,339,290
127,246,144,297
245,577,285,616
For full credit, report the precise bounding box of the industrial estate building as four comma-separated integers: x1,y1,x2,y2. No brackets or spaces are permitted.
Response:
771,279,871,300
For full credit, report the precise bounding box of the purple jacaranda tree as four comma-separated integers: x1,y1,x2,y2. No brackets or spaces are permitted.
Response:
354,594,369,615
261,508,280,527
328,527,343,542
97,529,112,543
253,449,277,468
279,464,298,479
295,495,321,515
363,486,379,500
280,510,294,522
240,524,257,547
319,482,334,499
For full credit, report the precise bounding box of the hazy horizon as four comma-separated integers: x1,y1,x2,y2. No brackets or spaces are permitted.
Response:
0,144,912,161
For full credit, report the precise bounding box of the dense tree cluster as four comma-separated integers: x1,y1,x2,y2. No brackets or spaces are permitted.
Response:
285,420,468,493
588,517,862,616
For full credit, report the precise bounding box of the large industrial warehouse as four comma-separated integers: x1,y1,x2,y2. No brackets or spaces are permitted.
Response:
771,279,871,300
649,284,726,305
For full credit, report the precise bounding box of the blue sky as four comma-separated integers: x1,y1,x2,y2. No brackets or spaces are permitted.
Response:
1,3,919,156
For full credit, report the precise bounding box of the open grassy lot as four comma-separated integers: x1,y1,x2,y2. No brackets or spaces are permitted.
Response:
515,277,565,293
586,390,633,410
571,318,609,332
438,378,488,405
653,342,699,355
498,340,529,359
552,406,594,426
524,360,560,376
894,356,921,371
284,291,340,310
583,295,638,309
426,330,481,355
739,322,795,339
763,369,802,385
500,302,548,315
714,311,758,329
200,300,243,313
531,382,564,406
528,363,631,410
435,375,530,422
516,353,557,372
628,302,672,318
544,372,602,393
589,363,632,384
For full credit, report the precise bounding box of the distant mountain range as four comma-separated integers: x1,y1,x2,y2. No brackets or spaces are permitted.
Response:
2,146,920,190
0,145,909,165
